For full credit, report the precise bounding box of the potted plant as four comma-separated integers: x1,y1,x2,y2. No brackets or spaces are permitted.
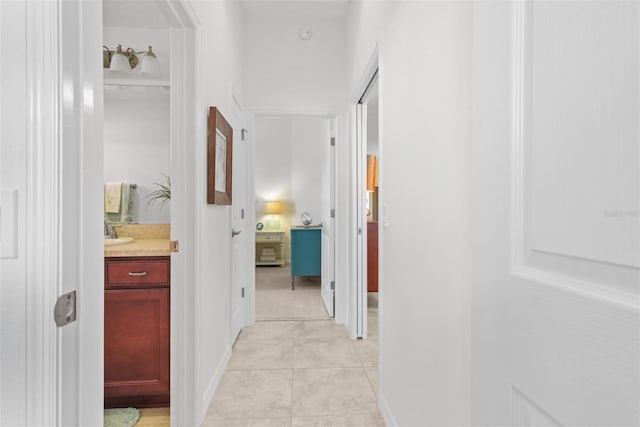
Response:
146,174,171,208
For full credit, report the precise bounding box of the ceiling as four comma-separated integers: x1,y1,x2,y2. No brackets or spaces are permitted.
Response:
103,0,170,29
104,0,348,28
240,0,349,20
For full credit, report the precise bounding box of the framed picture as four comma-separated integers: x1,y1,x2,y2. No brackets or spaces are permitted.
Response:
207,107,233,205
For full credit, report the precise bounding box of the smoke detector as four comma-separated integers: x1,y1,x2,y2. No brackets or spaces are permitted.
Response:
298,28,312,41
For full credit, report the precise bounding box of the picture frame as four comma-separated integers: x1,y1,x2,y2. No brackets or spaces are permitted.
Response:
207,107,233,205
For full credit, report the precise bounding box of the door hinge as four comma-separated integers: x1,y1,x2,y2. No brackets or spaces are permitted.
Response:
330,209,335,218
330,281,335,290
170,240,180,253
54,291,77,327
241,287,245,298
241,129,248,140
330,137,336,147
241,208,245,219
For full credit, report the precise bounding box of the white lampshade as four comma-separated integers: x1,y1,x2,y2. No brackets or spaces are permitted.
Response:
109,49,131,72
140,46,161,75
264,201,283,215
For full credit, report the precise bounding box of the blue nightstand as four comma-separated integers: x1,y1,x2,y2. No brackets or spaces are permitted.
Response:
290,227,321,290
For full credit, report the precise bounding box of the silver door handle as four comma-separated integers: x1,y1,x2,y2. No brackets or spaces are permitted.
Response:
232,229,242,237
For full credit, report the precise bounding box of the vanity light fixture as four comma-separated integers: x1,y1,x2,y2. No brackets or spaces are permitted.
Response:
103,45,161,74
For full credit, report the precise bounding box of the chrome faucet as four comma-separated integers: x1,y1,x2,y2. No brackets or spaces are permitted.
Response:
104,221,117,239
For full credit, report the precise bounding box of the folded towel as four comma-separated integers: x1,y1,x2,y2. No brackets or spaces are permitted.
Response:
104,184,134,223
105,182,122,213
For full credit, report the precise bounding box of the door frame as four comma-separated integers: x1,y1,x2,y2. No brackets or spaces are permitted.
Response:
230,98,252,344
26,0,198,425
162,2,198,425
347,49,380,339
249,109,341,323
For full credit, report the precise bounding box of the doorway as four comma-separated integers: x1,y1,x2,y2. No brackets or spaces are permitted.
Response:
252,114,336,321
102,5,172,420
363,84,380,339
101,1,196,425
354,70,380,339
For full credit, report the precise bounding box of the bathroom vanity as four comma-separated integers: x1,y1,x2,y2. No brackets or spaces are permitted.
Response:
103,225,171,408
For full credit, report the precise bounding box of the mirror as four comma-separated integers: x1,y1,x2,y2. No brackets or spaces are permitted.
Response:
104,85,170,223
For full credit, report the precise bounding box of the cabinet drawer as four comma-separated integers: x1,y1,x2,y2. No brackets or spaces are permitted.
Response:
256,231,284,242
105,257,170,288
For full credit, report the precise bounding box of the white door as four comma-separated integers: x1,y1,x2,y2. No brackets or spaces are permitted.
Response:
471,2,640,425
0,1,103,425
0,3,31,423
355,103,368,338
321,121,336,317
230,111,248,343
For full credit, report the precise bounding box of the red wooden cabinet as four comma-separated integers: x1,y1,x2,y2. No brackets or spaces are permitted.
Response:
367,222,379,293
104,257,170,408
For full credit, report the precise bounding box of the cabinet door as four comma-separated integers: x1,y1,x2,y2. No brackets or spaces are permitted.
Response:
291,229,321,277
367,222,378,292
104,288,170,407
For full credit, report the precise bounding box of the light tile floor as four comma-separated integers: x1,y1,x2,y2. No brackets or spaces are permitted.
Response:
203,267,382,426
255,266,330,321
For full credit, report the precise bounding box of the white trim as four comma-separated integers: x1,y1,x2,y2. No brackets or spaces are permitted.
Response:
164,2,198,426
200,345,232,424
514,266,639,310
351,46,380,103
333,111,349,325
345,104,359,339
355,102,367,339
348,49,379,339
510,0,527,273
379,394,398,427
57,1,105,424
25,1,59,424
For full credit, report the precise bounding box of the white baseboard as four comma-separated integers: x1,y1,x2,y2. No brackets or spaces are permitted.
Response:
379,393,398,427
200,344,232,422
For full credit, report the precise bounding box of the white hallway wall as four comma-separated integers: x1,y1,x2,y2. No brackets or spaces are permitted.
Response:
187,0,246,422
347,1,472,426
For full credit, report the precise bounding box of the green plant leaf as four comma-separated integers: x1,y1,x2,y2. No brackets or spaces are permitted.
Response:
146,174,171,209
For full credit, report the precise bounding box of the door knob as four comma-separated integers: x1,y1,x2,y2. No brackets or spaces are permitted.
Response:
232,229,242,237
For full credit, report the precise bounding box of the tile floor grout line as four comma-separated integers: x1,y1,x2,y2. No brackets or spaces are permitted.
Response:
290,367,294,427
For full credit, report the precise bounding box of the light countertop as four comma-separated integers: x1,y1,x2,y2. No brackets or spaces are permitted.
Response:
104,238,170,257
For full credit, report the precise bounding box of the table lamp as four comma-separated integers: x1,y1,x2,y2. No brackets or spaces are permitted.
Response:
264,201,283,230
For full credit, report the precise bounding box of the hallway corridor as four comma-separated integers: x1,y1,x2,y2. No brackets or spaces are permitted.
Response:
202,268,382,426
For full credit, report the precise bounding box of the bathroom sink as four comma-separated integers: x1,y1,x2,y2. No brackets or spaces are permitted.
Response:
104,237,135,247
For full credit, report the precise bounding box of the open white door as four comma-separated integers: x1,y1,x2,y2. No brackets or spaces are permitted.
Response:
230,109,249,343
355,103,368,338
321,120,336,317
1,1,103,425
471,2,640,425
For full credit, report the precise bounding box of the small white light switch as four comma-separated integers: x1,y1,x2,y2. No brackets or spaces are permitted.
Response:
0,189,18,258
